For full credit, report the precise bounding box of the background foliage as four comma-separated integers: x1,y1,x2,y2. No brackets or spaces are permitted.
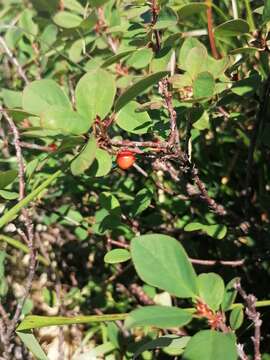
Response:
0,0,270,359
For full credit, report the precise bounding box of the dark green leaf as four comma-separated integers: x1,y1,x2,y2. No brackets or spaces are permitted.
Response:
214,20,250,38
0,170,17,189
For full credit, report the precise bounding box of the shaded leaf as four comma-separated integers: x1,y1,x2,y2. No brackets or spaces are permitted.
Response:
71,136,97,176
214,20,250,38
17,331,48,360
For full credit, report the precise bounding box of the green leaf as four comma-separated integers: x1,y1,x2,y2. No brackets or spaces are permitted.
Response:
115,71,168,112
40,106,91,135
99,192,121,216
198,273,225,310
88,149,112,177
221,278,239,311
2,89,22,108
71,136,97,176
177,3,207,19
89,0,110,7
263,0,270,23
204,224,227,240
130,188,153,217
229,306,244,330
184,222,227,239
154,7,178,30
17,331,48,360
104,249,131,264
178,38,203,70
0,190,19,200
125,306,192,329
193,72,215,99
0,170,17,189
185,46,208,78
127,48,153,69
75,69,116,124
231,73,261,97
214,20,250,38
17,314,127,331
101,50,134,68
75,342,115,359
130,234,198,298
183,330,237,360
53,11,82,28
134,335,190,359
116,101,152,134
0,170,62,229
22,80,71,115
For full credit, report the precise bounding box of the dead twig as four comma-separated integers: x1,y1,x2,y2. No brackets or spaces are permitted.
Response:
0,36,29,84
235,279,262,360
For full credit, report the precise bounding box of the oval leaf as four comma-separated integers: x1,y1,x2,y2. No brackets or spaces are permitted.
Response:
40,105,91,135
198,273,225,310
115,71,168,112
214,19,250,38
88,148,112,177
125,305,192,329
71,136,97,176
104,249,131,264
53,11,82,28
116,101,152,134
130,234,198,298
22,79,71,115
229,306,244,330
183,330,237,360
193,72,215,99
75,69,116,124
0,170,17,189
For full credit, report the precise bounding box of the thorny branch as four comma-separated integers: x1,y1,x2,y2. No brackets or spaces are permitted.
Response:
0,36,29,85
235,279,262,360
0,107,37,358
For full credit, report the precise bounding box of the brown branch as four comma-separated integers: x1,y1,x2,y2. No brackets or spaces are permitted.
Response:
191,165,227,216
205,0,220,59
0,36,29,84
1,107,37,352
159,78,180,148
150,0,161,52
235,279,262,360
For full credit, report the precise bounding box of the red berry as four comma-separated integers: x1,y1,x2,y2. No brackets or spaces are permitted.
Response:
116,150,136,170
49,143,57,152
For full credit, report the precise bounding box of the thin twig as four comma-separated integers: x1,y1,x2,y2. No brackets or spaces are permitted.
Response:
150,0,161,52
0,36,29,84
159,78,180,148
191,165,227,216
190,257,245,267
1,107,37,351
235,279,262,360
